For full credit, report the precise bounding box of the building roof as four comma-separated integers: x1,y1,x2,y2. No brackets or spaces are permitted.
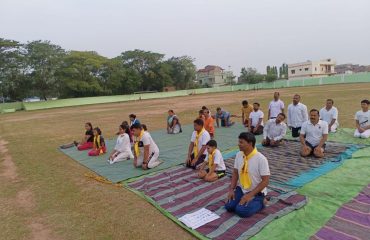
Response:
197,65,224,73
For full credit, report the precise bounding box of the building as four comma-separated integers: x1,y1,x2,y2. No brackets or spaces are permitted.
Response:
196,65,233,87
335,64,370,74
288,59,336,80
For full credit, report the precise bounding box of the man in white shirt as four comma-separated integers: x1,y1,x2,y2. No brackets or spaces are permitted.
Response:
287,94,308,138
225,132,270,218
319,99,339,133
354,99,370,138
131,123,161,169
249,103,264,135
300,109,328,158
198,140,226,182
186,118,211,169
262,113,287,147
268,92,285,119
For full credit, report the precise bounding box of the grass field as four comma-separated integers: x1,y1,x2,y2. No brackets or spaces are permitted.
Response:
1,82,370,240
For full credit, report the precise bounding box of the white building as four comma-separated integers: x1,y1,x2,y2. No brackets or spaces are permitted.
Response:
196,65,233,87
288,59,336,80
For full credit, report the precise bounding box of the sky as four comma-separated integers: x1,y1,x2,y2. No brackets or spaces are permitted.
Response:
1,0,370,75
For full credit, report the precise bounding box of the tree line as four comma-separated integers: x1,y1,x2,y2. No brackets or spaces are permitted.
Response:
0,37,290,101
238,63,288,84
0,38,198,100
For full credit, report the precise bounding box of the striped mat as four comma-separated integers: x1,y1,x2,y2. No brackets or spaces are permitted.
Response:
126,166,307,240
311,184,370,240
225,140,360,191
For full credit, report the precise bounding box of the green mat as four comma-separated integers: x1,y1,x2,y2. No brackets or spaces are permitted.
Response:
60,123,253,183
251,146,370,239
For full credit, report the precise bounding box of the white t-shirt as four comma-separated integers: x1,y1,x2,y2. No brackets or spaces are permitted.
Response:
300,120,329,146
114,133,132,153
234,151,270,194
287,103,308,128
138,132,159,157
263,119,287,141
249,110,264,127
269,100,285,119
191,130,211,154
320,107,339,126
204,149,226,171
355,110,370,128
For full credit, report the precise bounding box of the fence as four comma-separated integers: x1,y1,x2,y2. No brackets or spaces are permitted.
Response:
1,72,370,112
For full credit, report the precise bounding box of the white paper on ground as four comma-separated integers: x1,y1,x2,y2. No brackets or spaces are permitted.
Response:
178,208,220,229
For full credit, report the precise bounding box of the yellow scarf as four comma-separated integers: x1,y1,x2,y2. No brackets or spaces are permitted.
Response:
208,149,216,169
134,130,145,157
94,135,104,155
194,128,205,157
240,148,258,189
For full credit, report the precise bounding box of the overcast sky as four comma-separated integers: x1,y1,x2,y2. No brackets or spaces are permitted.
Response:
1,0,369,74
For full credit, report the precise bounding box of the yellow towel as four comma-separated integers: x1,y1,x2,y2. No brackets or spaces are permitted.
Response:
240,148,258,189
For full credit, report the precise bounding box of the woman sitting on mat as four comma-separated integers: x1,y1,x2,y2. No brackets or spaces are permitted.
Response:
76,122,94,150
167,110,182,134
120,121,133,143
108,124,134,164
88,127,107,156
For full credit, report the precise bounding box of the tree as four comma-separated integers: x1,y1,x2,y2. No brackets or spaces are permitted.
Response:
279,63,288,79
166,56,196,89
25,40,65,100
0,38,30,100
59,51,108,97
239,67,263,84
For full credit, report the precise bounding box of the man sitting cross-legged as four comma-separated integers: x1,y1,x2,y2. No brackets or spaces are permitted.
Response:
198,140,226,182
300,109,328,158
262,113,287,147
185,119,211,169
225,132,270,218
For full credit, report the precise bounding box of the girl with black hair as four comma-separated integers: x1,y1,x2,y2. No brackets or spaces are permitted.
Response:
88,127,107,156
76,122,94,150
108,124,134,164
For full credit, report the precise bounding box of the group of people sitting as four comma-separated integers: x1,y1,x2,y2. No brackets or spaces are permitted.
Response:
68,114,161,169
180,95,370,218
64,94,370,219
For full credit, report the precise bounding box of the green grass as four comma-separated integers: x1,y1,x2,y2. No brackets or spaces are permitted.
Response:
1,83,370,239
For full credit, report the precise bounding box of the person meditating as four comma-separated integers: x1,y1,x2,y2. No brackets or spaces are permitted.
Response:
262,113,287,147
204,108,215,139
225,132,270,218
108,124,134,164
300,109,328,158
249,102,264,135
197,140,226,182
354,99,370,139
319,99,339,133
186,119,211,169
131,123,161,170
88,127,107,156
167,110,182,134
287,94,308,137
241,100,253,128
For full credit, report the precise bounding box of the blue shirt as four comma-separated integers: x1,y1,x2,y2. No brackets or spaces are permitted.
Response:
216,110,230,119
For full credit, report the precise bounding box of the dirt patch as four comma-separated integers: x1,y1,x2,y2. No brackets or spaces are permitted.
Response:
0,137,62,240
16,189,36,212
29,219,62,240
0,139,18,181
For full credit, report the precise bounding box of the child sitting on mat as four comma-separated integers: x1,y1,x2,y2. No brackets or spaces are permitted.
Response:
198,140,226,182
108,124,134,164
88,127,107,156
